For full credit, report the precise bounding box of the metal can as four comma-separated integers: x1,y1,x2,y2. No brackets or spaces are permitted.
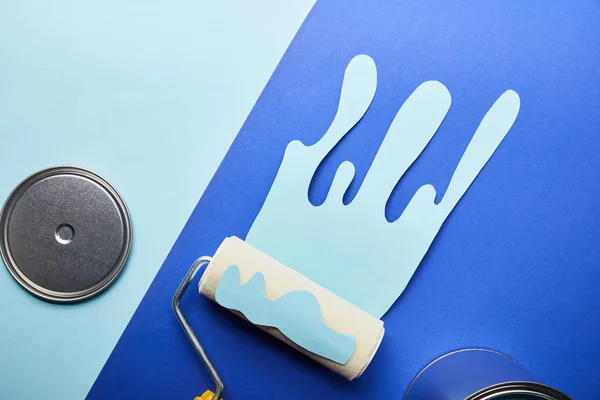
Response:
404,348,571,400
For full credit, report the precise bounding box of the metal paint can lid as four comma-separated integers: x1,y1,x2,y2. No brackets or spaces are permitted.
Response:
0,166,132,303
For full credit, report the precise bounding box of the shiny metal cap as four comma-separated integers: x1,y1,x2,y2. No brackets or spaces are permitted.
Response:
0,166,132,303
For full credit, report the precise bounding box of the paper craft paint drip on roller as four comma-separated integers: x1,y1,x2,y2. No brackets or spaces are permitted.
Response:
215,265,356,364
246,54,521,318
198,236,384,383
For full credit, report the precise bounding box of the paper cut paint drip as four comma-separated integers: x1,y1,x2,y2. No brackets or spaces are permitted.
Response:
246,54,521,317
215,265,357,364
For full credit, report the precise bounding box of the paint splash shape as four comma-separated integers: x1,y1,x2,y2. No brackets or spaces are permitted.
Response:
246,54,521,318
215,265,357,364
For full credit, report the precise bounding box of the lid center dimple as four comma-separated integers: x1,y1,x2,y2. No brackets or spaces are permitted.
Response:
55,224,75,245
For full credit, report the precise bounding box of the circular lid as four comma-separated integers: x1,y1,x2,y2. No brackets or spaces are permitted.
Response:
0,166,132,303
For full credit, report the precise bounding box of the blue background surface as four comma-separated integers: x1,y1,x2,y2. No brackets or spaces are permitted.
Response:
89,1,600,398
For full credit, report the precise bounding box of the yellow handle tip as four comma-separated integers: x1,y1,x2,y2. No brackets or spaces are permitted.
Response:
196,390,220,400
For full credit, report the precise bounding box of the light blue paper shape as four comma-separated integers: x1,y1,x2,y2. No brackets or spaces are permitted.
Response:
246,54,521,317
215,265,357,364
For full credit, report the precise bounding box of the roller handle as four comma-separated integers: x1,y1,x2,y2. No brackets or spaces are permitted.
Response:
173,256,224,400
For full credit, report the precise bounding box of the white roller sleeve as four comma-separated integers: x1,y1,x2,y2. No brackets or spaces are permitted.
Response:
198,236,384,380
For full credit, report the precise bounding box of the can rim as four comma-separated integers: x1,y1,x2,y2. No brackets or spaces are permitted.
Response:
468,381,572,400
404,348,572,400
0,166,132,303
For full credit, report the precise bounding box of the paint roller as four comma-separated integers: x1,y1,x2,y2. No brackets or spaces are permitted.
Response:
173,236,385,400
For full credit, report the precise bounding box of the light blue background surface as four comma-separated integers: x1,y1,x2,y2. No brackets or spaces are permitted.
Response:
0,2,314,399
